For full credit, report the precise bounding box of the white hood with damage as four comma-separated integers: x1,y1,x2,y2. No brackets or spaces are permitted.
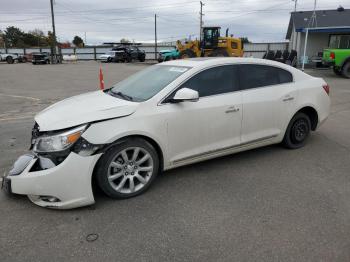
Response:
35,91,138,131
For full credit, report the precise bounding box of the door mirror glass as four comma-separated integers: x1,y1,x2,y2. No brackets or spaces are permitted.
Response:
172,88,199,102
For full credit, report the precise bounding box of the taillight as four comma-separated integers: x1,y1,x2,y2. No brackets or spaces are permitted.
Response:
330,52,335,60
323,84,330,95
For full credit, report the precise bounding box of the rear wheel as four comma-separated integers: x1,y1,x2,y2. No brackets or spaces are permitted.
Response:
96,138,159,199
283,112,311,149
139,55,145,62
341,62,350,78
179,49,196,59
126,55,132,63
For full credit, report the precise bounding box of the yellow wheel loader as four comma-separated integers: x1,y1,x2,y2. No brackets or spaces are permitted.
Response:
177,27,244,59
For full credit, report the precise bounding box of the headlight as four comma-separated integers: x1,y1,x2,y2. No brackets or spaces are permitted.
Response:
34,125,87,153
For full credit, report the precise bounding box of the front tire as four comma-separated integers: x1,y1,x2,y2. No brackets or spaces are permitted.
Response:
96,138,159,199
179,49,196,59
6,56,14,64
282,112,311,149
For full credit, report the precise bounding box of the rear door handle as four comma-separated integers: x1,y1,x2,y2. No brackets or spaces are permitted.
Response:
225,106,240,113
283,96,294,102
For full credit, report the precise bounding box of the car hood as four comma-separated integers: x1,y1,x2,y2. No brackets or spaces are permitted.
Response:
35,91,138,131
99,54,111,58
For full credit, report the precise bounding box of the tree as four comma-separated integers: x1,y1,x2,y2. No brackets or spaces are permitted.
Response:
120,38,130,43
47,31,55,47
4,26,25,47
72,35,84,47
0,30,5,48
240,37,250,44
28,29,48,46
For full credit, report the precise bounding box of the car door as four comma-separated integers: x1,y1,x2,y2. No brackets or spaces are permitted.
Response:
239,64,297,144
162,65,242,165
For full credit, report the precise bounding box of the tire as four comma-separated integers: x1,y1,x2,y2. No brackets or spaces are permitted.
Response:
107,57,112,63
341,62,350,79
126,55,132,63
96,138,159,199
209,49,229,57
333,66,342,76
282,112,311,149
32,62,36,65
139,55,145,62
179,49,196,59
22,57,27,63
6,56,14,64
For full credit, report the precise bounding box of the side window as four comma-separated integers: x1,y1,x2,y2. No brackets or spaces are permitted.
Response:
278,68,293,83
180,65,239,97
239,64,293,90
231,41,238,49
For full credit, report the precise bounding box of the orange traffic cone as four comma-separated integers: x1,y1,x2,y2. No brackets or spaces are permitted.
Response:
99,66,104,90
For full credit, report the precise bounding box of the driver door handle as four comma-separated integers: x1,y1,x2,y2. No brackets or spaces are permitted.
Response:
225,106,240,113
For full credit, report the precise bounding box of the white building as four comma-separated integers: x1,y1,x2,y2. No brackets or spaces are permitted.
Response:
286,7,350,66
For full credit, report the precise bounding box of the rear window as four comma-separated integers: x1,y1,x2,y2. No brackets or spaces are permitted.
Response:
239,64,293,90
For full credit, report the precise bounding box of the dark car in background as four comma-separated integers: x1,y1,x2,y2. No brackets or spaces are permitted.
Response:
111,45,146,62
32,52,50,64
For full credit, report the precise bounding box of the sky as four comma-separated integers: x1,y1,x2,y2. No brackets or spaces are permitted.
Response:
0,0,350,44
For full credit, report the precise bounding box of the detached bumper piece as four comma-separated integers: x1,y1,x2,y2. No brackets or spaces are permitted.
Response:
3,152,102,209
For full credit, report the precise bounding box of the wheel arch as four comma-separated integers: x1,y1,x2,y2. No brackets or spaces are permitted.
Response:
340,56,350,69
91,134,165,191
293,106,319,131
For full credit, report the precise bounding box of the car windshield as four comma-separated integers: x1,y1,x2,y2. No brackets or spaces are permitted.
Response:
110,65,190,102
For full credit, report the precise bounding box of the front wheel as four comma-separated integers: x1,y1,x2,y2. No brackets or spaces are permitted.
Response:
96,138,159,199
282,112,311,149
6,56,14,64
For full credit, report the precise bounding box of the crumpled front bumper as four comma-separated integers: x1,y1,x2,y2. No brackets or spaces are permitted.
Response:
4,152,101,209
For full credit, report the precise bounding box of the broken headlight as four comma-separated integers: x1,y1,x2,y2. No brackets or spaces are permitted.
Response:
33,125,87,153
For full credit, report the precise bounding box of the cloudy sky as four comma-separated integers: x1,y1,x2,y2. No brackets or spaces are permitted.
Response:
1,0,349,44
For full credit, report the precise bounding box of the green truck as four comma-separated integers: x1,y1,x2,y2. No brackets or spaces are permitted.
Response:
323,49,350,78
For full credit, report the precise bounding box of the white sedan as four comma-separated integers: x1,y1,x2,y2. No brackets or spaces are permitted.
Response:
2,58,330,209
98,51,117,62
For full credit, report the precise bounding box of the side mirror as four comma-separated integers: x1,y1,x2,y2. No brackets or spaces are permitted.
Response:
171,88,199,102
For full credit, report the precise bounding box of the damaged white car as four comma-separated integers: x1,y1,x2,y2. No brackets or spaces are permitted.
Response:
2,58,330,209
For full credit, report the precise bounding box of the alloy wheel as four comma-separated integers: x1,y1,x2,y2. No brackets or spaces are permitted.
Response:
107,147,154,194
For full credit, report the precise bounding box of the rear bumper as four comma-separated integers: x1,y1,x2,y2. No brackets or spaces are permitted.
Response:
4,152,101,209
322,60,335,67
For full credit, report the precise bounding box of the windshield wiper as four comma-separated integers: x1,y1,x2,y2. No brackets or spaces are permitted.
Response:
109,90,133,101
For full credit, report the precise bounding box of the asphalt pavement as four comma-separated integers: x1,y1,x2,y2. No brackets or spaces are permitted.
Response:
0,62,350,262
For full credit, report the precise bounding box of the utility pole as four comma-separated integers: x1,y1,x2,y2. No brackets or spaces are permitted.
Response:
199,1,204,43
154,14,157,60
292,0,298,12
50,0,57,63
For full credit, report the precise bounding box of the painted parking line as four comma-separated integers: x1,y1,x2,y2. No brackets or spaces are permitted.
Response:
0,93,40,101
0,115,36,122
